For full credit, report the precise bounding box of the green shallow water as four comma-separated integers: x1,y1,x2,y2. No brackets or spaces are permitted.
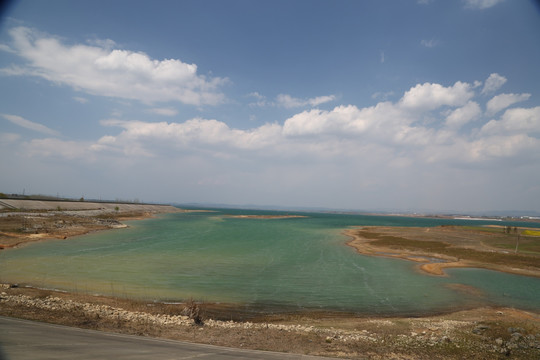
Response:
1,209,539,315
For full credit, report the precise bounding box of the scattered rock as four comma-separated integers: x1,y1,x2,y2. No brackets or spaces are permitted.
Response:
508,327,524,334
441,335,451,343
472,325,489,335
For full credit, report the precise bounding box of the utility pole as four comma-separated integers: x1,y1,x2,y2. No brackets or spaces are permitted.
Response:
515,234,520,253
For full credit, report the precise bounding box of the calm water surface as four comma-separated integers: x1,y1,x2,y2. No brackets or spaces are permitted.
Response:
1,209,539,315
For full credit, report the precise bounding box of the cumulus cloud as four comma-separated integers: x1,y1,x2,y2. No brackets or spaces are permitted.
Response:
463,0,505,9
97,117,283,156
2,27,227,106
444,101,481,129
18,78,540,176
1,114,60,136
485,93,530,116
481,106,540,135
481,73,507,95
399,81,474,111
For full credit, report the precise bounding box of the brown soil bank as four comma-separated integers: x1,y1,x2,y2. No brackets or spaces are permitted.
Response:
345,225,540,278
1,285,539,359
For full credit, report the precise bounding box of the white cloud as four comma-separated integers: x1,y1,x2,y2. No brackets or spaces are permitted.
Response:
463,0,505,10
21,78,537,166
468,135,538,160
399,81,474,111
98,117,283,155
3,26,227,106
308,95,337,107
444,101,481,129
485,93,530,116
481,73,507,95
148,107,179,116
1,114,60,136
481,106,540,135
276,94,336,108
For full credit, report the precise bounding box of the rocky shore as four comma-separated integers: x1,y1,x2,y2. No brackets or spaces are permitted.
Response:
1,284,539,359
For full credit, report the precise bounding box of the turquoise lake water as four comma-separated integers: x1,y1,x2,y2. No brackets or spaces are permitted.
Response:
1,209,539,315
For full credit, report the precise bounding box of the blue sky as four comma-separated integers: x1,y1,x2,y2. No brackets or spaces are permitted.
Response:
1,0,540,213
